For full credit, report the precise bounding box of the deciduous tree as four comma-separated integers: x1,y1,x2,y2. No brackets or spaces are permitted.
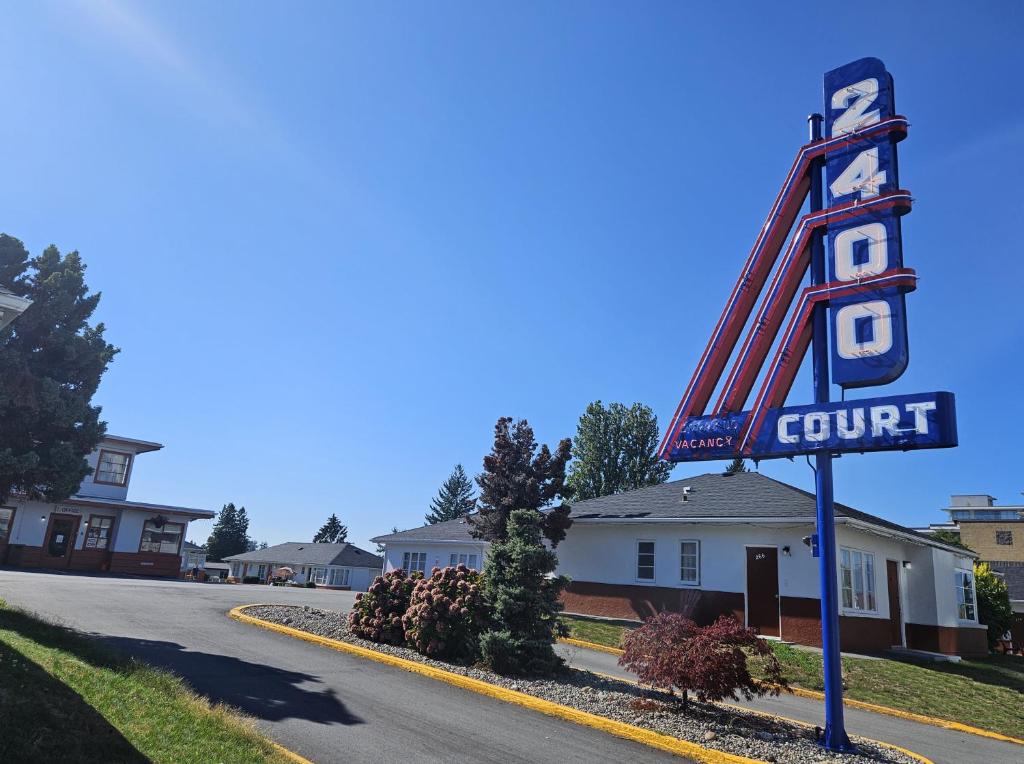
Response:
469,417,572,546
619,613,786,709
975,562,1013,649
425,464,476,524
567,401,672,501
0,236,118,504
313,513,348,543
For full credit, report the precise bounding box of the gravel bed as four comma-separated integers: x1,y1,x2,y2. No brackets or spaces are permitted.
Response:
244,605,918,764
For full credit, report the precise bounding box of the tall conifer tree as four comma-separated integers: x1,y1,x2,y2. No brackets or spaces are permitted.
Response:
0,236,118,503
313,513,348,543
425,464,476,524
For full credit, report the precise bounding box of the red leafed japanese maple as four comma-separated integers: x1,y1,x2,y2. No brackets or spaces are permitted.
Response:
619,613,787,709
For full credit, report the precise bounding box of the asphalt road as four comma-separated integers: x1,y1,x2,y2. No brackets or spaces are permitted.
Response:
555,640,1022,764
0,570,685,764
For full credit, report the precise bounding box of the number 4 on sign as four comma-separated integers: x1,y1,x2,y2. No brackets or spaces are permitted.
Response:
830,148,886,200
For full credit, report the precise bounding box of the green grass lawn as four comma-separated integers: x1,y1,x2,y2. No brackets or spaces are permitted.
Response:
0,599,293,764
560,614,1024,738
560,614,635,648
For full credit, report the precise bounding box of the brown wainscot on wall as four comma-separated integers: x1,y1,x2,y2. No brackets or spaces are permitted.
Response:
4,544,181,579
561,581,987,656
905,622,988,658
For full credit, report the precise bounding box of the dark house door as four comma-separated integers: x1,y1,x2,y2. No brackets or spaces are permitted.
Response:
746,546,780,637
886,560,904,647
44,515,79,569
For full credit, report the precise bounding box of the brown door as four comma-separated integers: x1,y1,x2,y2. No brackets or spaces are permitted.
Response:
43,515,80,569
745,547,780,637
886,560,904,647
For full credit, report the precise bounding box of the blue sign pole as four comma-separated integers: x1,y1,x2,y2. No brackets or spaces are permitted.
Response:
808,112,853,752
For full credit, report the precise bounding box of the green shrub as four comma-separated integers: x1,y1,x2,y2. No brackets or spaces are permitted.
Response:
403,565,487,661
349,569,420,644
975,562,1013,649
480,509,567,676
241,576,262,584
304,581,316,589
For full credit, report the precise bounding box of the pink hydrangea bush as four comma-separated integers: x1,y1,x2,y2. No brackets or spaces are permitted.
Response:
402,564,488,661
348,569,420,644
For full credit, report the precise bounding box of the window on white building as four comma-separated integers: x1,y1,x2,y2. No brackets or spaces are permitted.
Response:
840,547,876,612
138,520,183,554
95,450,132,486
84,516,115,550
956,569,977,621
402,552,427,574
310,567,329,585
636,541,655,581
449,553,479,569
329,568,350,587
680,540,700,585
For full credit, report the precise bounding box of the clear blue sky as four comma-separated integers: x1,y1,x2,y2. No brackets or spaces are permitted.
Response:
2,2,1021,550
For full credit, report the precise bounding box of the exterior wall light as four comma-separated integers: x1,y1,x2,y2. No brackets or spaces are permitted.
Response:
902,561,912,570
782,546,792,556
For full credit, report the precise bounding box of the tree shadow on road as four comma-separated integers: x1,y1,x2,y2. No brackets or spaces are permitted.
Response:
0,605,363,728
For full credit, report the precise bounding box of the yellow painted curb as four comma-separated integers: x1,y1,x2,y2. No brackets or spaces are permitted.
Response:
230,605,761,764
269,741,315,764
563,636,1022,746
558,636,625,655
588,671,934,764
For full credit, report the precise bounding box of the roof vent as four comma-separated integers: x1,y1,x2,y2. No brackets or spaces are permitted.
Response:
682,486,691,502
297,546,304,550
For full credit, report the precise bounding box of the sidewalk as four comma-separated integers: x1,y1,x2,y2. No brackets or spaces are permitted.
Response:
554,642,1020,764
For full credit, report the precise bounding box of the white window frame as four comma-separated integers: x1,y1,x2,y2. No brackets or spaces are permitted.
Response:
449,552,480,569
402,551,427,574
955,568,977,623
636,540,656,582
679,540,700,586
328,567,350,587
839,546,877,614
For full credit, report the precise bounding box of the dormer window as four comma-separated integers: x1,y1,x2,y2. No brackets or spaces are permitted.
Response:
95,450,132,486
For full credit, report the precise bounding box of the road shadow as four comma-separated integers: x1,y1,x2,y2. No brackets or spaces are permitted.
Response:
0,606,363,728
0,639,149,764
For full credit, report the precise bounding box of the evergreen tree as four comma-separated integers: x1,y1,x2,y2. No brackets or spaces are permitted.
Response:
313,513,348,543
567,401,672,501
425,464,476,524
479,509,568,675
206,503,252,560
469,417,572,546
932,529,973,552
724,457,748,475
0,236,118,504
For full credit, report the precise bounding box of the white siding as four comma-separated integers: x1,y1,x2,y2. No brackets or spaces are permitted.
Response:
382,542,488,575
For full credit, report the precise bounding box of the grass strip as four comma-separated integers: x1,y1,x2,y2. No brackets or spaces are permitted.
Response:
560,615,1024,739
0,599,295,764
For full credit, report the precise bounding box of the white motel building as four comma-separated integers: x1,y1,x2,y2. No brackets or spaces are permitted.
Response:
0,434,214,578
375,472,988,657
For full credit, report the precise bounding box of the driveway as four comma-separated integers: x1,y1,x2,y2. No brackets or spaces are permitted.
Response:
0,570,684,764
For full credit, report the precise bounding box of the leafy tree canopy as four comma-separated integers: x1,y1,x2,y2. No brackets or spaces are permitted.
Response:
975,562,1013,649
313,513,348,544
425,464,476,524
469,417,572,546
932,529,973,552
206,503,252,560
567,401,672,502
0,235,118,504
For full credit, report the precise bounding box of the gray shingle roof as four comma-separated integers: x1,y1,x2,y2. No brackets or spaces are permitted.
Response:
223,542,383,568
989,561,1024,601
373,471,964,553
